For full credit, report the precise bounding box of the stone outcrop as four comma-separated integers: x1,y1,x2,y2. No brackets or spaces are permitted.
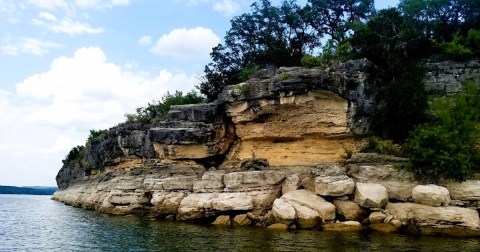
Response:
53,59,480,237
386,203,480,235
425,59,480,96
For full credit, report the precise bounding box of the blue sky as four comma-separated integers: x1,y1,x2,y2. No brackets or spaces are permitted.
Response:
0,0,399,186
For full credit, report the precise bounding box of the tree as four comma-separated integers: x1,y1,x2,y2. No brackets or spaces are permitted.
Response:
350,9,429,142
400,0,480,41
308,0,374,44
406,82,480,182
198,0,319,101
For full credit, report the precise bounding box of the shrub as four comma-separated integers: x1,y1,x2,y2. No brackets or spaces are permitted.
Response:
62,146,85,165
406,82,480,182
361,136,403,156
125,90,205,124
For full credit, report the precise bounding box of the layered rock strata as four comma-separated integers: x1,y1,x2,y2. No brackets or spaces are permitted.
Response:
54,59,480,236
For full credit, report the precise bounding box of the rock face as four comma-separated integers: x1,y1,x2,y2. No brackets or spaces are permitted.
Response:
53,60,480,236
425,59,480,96
412,185,450,207
386,203,480,233
347,153,416,201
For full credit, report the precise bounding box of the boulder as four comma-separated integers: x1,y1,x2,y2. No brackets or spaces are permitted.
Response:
369,212,387,224
412,184,450,207
211,193,254,211
177,193,218,221
282,190,336,223
315,175,355,196
272,198,296,225
333,200,367,221
151,191,186,214
386,202,480,230
272,190,336,228
354,183,389,208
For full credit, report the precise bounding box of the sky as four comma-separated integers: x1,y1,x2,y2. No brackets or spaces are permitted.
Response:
0,0,399,187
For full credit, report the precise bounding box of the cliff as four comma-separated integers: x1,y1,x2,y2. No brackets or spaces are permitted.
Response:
53,59,480,236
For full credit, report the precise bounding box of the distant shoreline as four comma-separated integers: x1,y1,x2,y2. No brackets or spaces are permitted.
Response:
0,186,57,195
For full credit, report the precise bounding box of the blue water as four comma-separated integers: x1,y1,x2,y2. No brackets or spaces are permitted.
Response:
0,194,479,251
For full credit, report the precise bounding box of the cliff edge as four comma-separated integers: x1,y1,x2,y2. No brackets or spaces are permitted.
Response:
53,59,480,236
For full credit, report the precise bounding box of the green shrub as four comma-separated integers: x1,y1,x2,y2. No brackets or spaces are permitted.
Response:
239,65,261,82
406,82,480,182
301,55,324,68
435,28,480,60
87,129,106,145
125,90,205,124
361,136,403,156
62,146,85,165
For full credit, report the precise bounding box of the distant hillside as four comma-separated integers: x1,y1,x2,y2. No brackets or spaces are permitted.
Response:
0,186,57,195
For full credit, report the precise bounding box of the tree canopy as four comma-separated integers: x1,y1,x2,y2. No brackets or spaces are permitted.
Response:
198,0,374,101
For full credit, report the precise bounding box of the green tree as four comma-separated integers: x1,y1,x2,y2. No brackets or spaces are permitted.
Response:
308,0,374,44
198,0,319,101
350,9,429,142
406,82,480,182
400,0,480,41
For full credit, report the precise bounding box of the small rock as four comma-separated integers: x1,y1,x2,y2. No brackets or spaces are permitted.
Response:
390,219,402,228
412,184,450,207
322,221,363,232
369,223,397,233
212,215,231,226
234,214,252,226
369,212,387,224
333,200,367,221
267,223,289,230
383,215,394,224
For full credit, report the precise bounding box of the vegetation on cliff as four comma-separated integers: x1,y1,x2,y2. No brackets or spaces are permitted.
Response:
61,0,480,183
125,90,205,124
196,0,480,182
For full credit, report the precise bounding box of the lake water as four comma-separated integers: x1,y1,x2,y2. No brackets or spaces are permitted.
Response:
1,194,479,251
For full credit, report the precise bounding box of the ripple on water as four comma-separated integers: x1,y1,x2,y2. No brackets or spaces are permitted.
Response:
1,195,479,252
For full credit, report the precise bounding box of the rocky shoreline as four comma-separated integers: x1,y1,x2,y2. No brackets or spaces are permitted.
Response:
53,59,480,236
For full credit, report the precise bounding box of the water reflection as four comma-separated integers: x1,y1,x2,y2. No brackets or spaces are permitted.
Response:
1,195,479,252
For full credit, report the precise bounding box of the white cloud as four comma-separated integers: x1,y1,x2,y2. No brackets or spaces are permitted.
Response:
39,11,57,21
34,17,104,35
179,0,243,16
0,46,198,186
150,27,219,59
16,47,197,128
137,36,152,46
1,37,61,56
74,0,131,9
28,0,68,10
213,0,240,16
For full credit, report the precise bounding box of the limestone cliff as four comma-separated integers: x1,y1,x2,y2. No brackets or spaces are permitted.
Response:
53,59,480,236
